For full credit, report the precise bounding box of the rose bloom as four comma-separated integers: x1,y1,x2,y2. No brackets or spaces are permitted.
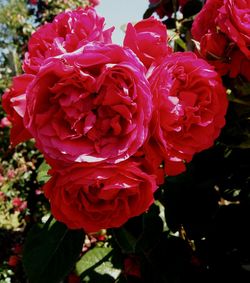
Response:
0,117,11,128
8,255,20,267
216,0,250,59
199,33,250,80
229,49,250,81
24,43,152,165
123,18,171,69
7,169,16,179
43,161,157,232
147,52,228,176
191,0,250,79
191,0,224,41
124,256,141,278
12,197,27,212
2,75,33,146
198,32,232,77
23,7,114,74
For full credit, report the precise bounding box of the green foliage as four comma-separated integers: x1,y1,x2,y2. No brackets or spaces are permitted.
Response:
36,160,51,184
0,0,30,34
76,246,122,281
23,218,85,283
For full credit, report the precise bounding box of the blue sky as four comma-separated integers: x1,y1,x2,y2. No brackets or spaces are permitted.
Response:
96,0,149,44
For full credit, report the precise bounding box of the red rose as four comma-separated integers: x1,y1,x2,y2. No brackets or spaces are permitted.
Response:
68,273,81,283
192,0,250,80
230,50,250,81
29,0,37,4
200,32,228,59
8,255,20,267
216,0,250,59
123,18,171,69
179,0,188,6
24,43,152,165
89,0,100,6
147,52,228,176
2,75,33,146
198,32,231,76
191,0,224,41
124,256,141,278
23,7,114,74
135,143,165,185
43,161,157,232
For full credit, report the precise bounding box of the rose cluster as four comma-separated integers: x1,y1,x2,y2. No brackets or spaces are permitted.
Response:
2,6,228,232
191,0,250,80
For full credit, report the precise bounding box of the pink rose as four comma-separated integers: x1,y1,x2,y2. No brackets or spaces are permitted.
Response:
2,75,33,146
12,197,27,212
216,0,250,59
147,52,228,176
43,161,157,232
23,7,114,74
0,191,6,200
123,18,171,69
7,169,16,179
24,43,152,165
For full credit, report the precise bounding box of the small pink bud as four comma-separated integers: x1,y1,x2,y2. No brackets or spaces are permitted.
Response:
0,117,11,128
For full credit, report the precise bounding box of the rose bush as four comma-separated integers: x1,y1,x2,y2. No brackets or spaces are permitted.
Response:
2,2,245,282
23,7,114,74
146,52,228,176
43,161,157,232
192,0,250,79
24,43,152,165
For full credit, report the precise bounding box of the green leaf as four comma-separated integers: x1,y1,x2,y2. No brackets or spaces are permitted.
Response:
76,246,121,280
175,36,187,51
112,227,137,254
36,160,51,183
23,218,85,283
135,204,164,253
